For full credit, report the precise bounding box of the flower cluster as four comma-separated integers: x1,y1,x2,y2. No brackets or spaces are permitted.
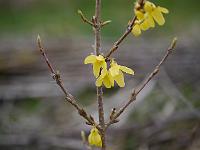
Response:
84,55,134,88
132,1,169,36
88,127,102,147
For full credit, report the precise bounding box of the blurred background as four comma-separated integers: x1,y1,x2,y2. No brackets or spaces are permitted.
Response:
0,0,200,150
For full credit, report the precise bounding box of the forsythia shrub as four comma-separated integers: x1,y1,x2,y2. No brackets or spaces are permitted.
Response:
37,0,173,149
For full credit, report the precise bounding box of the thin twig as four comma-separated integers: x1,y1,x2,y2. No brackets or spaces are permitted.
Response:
106,37,177,128
105,0,145,58
78,10,94,27
37,35,99,129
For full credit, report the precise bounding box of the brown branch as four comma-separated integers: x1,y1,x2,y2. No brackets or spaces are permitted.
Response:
106,37,178,128
93,0,106,149
37,35,99,129
105,0,145,58
78,10,94,27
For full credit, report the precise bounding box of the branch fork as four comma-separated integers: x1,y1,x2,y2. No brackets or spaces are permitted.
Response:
78,10,111,28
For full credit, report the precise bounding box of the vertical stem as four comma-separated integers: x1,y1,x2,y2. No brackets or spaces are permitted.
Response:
95,0,101,55
97,87,105,149
94,0,106,149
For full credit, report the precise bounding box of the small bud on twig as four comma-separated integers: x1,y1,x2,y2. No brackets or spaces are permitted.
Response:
171,37,178,50
37,34,41,44
78,9,94,27
101,20,112,27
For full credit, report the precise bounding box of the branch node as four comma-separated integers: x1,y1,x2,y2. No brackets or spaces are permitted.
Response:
153,68,159,75
110,108,117,120
131,89,137,101
86,121,93,126
78,108,87,117
127,25,132,31
89,115,95,122
52,70,61,81
92,16,97,24
112,119,120,124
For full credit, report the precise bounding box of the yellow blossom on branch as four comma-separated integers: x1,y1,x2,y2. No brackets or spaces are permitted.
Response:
132,20,142,37
96,69,114,88
144,1,169,26
88,127,102,147
84,54,107,78
96,60,134,88
109,60,134,87
132,1,169,36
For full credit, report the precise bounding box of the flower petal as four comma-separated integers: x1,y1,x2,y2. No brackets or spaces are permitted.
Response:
158,6,169,14
94,134,102,147
135,10,144,20
101,67,107,77
96,55,105,61
152,8,165,25
140,20,150,31
88,127,102,147
102,61,107,70
109,66,120,77
93,62,101,78
132,24,141,36
108,72,115,87
119,66,134,75
84,55,96,64
96,76,103,87
103,76,112,88
144,1,155,12
88,134,94,145
114,71,125,87
146,14,155,28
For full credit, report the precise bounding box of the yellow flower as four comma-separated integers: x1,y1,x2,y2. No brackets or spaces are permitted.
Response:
84,54,107,78
109,60,134,87
132,1,168,36
144,1,169,26
96,69,114,88
132,10,144,36
132,21,142,37
88,127,102,147
141,12,155,29
96,60,134,88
